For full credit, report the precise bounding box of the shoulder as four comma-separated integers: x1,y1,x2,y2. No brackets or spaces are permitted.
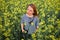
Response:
34,16,39,19
21,14,26,18
34,16,39,22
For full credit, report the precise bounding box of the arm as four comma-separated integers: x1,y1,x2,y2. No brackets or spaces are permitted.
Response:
35,17,39,29
21,24,24,32
21,16,25,32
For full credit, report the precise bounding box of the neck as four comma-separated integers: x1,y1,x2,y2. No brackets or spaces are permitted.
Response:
26,13,33,18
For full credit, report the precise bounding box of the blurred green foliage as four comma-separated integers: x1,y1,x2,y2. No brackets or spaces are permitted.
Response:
0,0,60,40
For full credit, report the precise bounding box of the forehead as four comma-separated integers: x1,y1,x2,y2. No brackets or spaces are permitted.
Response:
27,6,33,11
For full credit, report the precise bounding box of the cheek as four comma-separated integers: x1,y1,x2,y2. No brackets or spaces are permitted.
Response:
27,10,31,13
32,11,34,13
30,11,34,14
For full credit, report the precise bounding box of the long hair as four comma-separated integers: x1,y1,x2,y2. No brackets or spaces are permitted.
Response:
27,4,38,17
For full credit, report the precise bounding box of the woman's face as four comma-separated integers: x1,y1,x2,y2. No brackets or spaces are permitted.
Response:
27,6,34,15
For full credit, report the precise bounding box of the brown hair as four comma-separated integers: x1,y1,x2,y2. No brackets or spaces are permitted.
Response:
27,4,38,17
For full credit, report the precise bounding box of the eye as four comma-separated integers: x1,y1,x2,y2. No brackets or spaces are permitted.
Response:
27,8,32,12
30,10,32,12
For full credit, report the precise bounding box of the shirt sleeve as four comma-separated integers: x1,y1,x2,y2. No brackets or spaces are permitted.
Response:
21,15,24,24
35,17,39,28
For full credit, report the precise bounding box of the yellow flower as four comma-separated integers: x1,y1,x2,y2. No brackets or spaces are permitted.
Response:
24,22,26,26
32,33,36,38
31,22,34,26
24,30,27,33
21,39,24,40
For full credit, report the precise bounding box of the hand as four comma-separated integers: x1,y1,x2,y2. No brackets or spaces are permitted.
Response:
36,26,39,29
35,27,39,33
22,29,25,32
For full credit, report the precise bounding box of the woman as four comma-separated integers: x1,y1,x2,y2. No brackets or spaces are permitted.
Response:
20,4,39,40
